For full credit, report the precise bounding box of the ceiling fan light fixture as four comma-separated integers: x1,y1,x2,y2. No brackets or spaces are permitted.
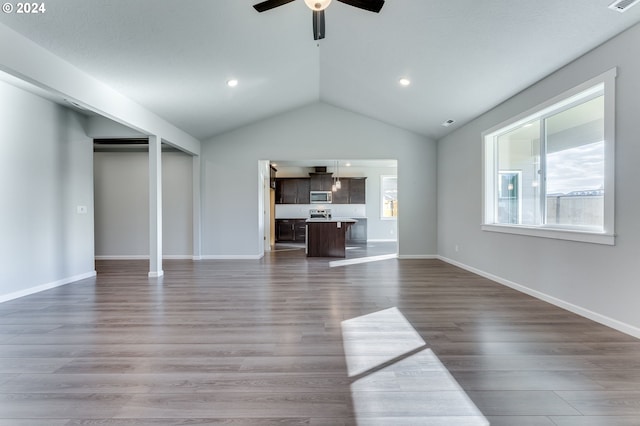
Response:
304,0,332,11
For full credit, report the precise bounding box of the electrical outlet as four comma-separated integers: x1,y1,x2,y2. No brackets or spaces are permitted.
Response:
76,205,88,214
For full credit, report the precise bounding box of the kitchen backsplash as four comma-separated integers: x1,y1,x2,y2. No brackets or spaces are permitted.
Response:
276,204,366,219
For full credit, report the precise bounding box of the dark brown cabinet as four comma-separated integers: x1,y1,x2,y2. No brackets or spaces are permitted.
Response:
276,218,365,244
294,220,306,241
275,176,365,204
269,166,277,189
276,219,295,241
309,173,333,191
275,178,310,204
348,178,366,204
332,178,350,204
275,219,306,242
306,221,351,257
329,177,366,204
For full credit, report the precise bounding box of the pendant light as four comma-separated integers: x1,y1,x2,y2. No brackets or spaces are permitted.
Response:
336,160,341,189
332,160,338,192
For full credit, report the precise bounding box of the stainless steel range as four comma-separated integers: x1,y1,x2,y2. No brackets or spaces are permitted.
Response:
309,208,332,219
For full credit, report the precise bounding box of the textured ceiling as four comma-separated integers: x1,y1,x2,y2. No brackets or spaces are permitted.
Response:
1,0,639,141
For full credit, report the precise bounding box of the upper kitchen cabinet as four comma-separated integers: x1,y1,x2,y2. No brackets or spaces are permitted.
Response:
269,165,277,189
275,178,310,204
309,173,333,191
332,178,350,204
349,178,366,204
275,176,365,204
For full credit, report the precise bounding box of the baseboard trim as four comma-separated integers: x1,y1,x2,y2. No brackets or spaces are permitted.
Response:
0,271,97,304
95,255,194,260
397,254,438,260
96,254,265,261
437,255,640,339
200,254,264,260
95,255,148,260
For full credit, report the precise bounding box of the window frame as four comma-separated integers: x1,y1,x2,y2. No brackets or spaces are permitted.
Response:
481,68,616,245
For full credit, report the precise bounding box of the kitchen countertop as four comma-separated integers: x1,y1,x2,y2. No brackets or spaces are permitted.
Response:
305,217,358,223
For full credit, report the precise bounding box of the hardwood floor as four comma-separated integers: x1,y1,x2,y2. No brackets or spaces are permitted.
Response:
1,252,639,425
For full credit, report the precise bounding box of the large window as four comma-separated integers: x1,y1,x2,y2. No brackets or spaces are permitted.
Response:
482,68,616,245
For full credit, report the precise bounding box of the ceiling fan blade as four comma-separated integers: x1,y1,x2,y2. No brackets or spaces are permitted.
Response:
336,0,384,13
253,0,295,13
312,10,326,40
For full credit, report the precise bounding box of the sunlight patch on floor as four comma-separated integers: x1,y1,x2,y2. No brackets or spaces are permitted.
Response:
341,307,489,425
329,253,397,268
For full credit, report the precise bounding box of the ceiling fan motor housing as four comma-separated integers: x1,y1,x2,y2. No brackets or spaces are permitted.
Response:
304,0,332,11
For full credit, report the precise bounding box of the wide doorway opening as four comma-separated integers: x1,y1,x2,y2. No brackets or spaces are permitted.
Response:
260,159,398,261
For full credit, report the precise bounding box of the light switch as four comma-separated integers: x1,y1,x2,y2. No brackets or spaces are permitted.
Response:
76,205,88,214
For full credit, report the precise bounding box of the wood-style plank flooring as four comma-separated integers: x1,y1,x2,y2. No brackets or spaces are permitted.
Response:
1,249,640,425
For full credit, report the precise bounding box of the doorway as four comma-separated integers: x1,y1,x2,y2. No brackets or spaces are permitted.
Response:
260,159,398,260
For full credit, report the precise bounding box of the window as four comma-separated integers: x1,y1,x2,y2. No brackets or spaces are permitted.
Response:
381,176,397,219
482,68,616,245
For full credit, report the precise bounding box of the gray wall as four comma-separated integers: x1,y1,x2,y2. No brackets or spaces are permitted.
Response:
437,23,640,334
0,80,95,300
94,151,194,258
202,102,435,257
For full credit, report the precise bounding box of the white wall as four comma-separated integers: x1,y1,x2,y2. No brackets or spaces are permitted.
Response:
0,80,95,301
437,23,640,335
94,151,194,258
86,116,146,139
202,102,435,258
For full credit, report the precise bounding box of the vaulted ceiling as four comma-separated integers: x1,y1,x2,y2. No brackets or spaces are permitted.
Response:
1,0,639,141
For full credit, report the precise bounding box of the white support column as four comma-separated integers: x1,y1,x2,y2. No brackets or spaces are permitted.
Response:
192,155,202,260
148,135,164,277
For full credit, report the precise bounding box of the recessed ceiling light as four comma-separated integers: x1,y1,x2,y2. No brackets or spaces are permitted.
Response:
441,119,455,127
227,79,239,88
399,78,411,87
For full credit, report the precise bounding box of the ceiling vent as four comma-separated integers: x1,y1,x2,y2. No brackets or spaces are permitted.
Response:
608,0,640,12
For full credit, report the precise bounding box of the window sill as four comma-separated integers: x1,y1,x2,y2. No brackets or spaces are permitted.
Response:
481,224,615,245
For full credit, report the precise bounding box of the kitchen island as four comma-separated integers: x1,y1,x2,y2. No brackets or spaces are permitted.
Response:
306,218,357,258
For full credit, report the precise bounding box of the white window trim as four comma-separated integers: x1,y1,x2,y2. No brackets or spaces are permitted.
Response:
481,67,616,245
380,175,398,221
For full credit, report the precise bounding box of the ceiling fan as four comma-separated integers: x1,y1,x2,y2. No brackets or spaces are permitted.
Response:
253,0,385,40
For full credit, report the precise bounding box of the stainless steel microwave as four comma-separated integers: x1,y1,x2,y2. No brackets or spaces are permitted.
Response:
310,191,332,203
